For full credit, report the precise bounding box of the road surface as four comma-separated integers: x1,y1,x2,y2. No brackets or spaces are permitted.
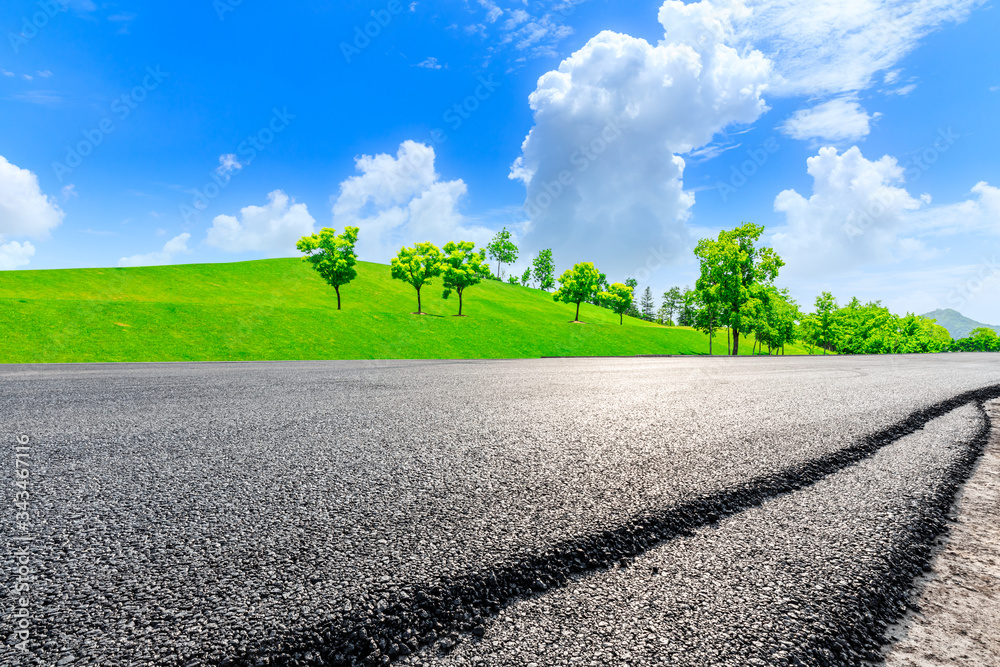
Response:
1,355,999,666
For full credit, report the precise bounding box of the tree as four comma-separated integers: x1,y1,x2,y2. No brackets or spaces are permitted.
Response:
520,267,532,287
296,226,359,310
687,285,723,354
441,241,488,316
532,249,556,291
676,286,696,327
588,271,610,305
661,286,683,325
624,278,640,319
753,287,798,354
599,282,634,325
694,223,784,356
390,242,443,315
640,287,656,321
813,292,838,354
953,327,999,352
487,227,518,279
553,262,603,323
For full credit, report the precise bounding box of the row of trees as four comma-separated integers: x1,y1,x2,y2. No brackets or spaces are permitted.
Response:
297,226,557,316
951,328,1000,352
296,225,994,355
799,293,952,354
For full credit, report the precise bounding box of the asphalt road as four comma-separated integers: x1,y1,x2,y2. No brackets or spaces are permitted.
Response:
2,355,999,667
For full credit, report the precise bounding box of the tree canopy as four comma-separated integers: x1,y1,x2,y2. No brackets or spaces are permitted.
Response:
441,241,489,316
486,227,518,279
295,226,359,310
553,262,603,323
390,242,443,315
693,222,784,355
599,282,634,325
532,249,555,291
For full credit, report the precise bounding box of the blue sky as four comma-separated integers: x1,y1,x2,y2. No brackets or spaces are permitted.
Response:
1,0,998,322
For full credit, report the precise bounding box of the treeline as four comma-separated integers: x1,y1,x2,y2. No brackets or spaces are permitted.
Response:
798,293,952,354
296,224,995,355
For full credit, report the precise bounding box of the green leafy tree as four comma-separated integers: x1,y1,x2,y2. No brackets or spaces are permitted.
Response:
813,291,838,354
623,278,640,318
687,284,722,354
554,262,603,323
753,287,799,354
390,242,443,315
507,275,520,285
661,286,683,325
532,249,555,291
599,282,634,325
441,241,488,316
520,267,532,287
487,227,518,279
296,226,360,310
589,271,610,305
953,327,999,352
694,223,784,355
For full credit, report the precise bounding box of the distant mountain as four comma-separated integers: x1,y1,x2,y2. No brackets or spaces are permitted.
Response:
921,309,1000,340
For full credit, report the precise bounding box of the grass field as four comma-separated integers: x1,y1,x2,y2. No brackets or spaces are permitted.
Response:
0,258,817,363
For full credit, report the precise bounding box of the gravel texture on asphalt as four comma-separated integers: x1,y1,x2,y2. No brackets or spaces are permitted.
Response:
1,355,999,667
881,399,1000,667
419,401,989,667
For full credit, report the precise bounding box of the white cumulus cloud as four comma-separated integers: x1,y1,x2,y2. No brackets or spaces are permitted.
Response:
0,155,64,269
511,0,771,278
118,233,191,268
332,141,494,262
205,190,315,255
0,241,35,270
771,146,930,274
0,155,65,239
780,97,881,143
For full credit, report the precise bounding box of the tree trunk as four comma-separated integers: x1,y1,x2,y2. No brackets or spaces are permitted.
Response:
708,329,713,356
335,285,341,310
416,286,422,314
727,327,731,356
733,328,740,356
620,313,623,325
575,301,581,322
458,288,464,316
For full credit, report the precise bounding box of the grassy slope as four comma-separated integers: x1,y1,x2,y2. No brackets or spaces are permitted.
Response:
1,258,815,363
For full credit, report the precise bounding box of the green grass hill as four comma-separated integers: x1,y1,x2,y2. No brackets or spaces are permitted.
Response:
921,308,1000,341
1,258,814,363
